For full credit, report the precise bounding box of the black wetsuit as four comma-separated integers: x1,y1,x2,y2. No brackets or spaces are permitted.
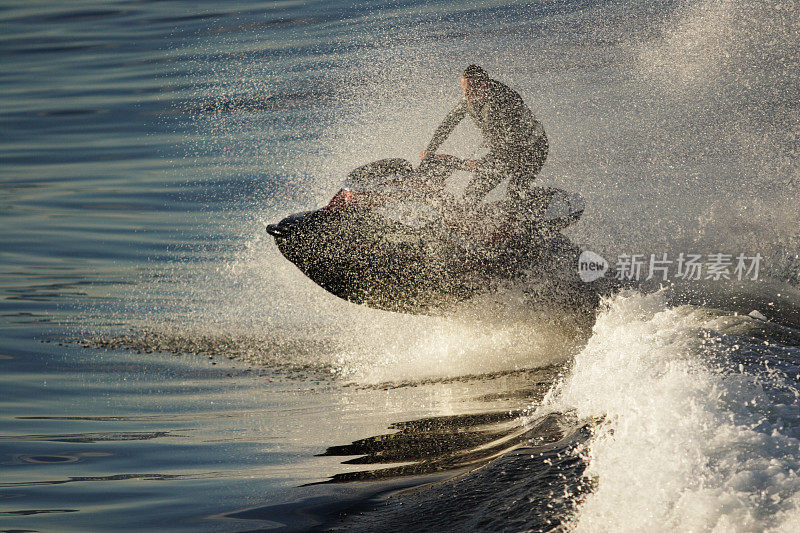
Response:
424,78,548,203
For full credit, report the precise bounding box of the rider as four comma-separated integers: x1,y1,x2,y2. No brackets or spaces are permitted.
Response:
420,65,548,204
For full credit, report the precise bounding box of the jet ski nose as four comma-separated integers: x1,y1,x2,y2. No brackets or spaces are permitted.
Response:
267,222,292,238
266,211,314,239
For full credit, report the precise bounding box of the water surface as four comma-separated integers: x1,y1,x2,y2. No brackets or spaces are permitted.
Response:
2,0,799,531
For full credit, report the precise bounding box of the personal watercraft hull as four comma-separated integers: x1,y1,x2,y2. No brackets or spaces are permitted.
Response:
267,157,603,314
268,208,595,314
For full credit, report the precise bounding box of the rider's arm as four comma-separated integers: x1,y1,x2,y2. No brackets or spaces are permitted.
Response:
424,100,468,156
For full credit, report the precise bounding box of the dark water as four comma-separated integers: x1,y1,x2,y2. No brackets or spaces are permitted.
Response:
2,1,799,531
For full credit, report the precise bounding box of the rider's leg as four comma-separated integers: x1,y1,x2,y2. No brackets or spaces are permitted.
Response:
463,153,507,204
507,136,549,200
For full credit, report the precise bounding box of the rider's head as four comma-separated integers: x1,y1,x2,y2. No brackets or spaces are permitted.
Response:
461,64,489,102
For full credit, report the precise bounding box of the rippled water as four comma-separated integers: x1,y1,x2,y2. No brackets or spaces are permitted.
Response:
2,0,799,531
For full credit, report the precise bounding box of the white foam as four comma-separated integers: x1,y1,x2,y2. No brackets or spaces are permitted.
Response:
541,291,800,531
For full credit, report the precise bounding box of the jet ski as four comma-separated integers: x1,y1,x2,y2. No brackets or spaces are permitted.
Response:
266,156,599,314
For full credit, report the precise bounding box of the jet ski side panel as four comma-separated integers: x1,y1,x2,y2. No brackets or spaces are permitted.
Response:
268,208,485,313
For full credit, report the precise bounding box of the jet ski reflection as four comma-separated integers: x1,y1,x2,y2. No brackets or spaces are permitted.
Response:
267,156,604,314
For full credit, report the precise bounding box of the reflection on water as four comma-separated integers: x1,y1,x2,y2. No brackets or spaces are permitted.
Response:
1,322,556,531
224,417,592,532
317,411,563,483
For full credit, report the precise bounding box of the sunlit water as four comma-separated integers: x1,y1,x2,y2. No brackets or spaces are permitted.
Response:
1,1,798,531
